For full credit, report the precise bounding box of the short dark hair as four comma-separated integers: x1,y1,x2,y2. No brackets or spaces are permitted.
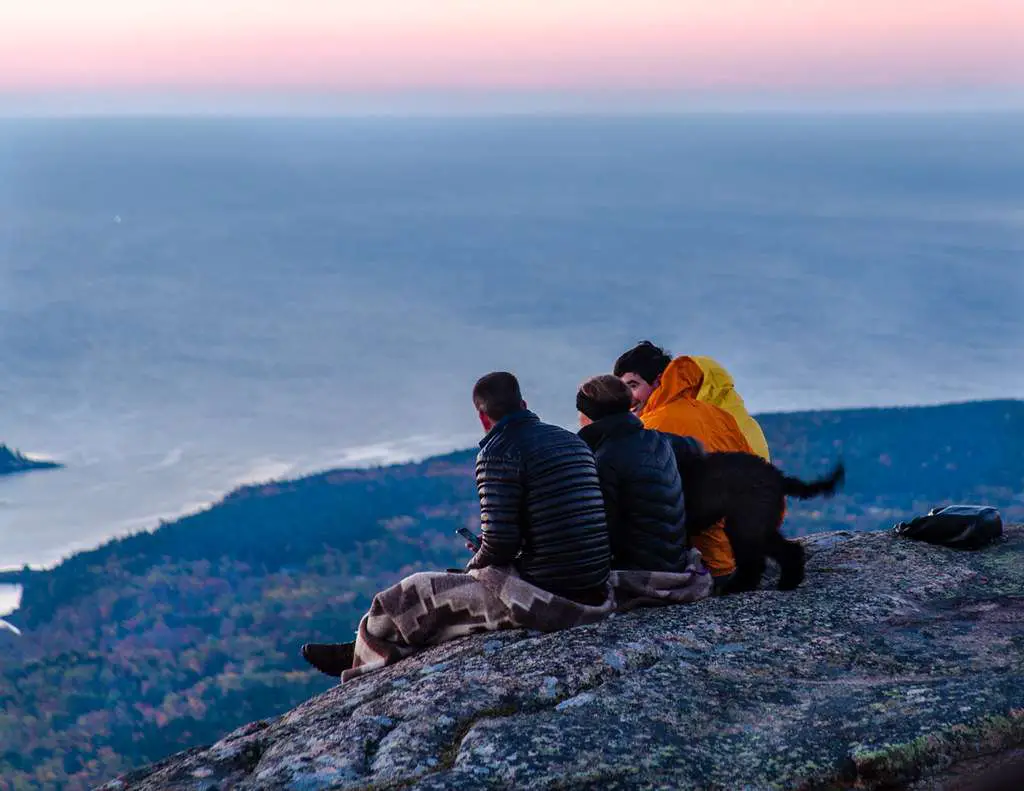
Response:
576,375,632,422
472,372,524,421
613,341,672,384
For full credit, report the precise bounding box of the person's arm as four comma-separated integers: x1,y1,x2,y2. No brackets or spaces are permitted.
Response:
467,450,523,570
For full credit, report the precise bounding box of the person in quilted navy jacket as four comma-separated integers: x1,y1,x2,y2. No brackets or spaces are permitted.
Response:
468,372,611,605
576,374,699,573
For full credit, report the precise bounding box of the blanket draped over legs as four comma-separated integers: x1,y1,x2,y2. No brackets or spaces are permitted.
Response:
609,549,713,612
341,550,710,683
342,567,614,682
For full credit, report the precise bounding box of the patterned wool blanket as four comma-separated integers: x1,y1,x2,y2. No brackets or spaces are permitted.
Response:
341,550,710,683
609,550,712,612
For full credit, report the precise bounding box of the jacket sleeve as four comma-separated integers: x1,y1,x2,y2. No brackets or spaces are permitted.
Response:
468,449,523,569
597,458,627,566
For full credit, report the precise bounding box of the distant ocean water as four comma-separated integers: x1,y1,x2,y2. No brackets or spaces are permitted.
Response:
1,114,1022,570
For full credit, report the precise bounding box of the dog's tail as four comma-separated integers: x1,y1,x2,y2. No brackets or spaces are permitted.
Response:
782,460,845,500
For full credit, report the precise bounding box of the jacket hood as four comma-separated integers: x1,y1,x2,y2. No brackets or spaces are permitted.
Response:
691,356,771,461
640,356,705,417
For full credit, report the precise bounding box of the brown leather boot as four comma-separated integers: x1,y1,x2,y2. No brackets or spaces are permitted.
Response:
301,642,356,677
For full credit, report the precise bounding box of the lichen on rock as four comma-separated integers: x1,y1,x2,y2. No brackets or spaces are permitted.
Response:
102,525,1024,790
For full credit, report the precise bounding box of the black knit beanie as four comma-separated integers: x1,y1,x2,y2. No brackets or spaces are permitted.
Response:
576,389,630,423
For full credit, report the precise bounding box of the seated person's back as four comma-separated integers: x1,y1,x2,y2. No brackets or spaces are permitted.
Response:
471,372,610,603
575,375,689,572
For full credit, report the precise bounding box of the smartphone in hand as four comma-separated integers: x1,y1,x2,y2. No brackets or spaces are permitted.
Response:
455,527,482,552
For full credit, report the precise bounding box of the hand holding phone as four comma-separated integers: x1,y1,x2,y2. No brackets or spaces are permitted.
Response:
455,527,482,552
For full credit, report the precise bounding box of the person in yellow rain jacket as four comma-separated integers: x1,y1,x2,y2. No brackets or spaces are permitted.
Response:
688,356,770,462
613,342,770,589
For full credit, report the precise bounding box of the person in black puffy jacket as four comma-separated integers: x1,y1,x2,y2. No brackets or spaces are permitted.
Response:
576,374,694,573
468,372,611,604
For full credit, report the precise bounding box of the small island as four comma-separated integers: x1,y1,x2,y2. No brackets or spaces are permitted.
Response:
0,444,62,477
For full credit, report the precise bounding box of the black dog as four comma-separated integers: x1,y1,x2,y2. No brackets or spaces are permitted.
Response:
672,443,845,593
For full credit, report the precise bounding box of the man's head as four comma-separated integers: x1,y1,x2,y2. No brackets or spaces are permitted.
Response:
472,372,526,432
576,375,633,427
613,341,673,413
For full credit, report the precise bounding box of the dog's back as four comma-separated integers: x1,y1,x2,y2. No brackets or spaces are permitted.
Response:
676,450,844,592
679,452,844,532
678,451,784,534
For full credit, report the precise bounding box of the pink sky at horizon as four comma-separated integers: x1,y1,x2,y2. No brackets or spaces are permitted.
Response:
1,1,1023,103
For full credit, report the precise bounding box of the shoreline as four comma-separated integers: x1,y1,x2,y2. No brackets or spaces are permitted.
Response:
0,444,63,478
2,397,1021,577
0,583,21,618
0,432,480,575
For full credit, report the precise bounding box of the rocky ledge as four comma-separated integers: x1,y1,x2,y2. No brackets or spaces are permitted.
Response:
104,525,1024,790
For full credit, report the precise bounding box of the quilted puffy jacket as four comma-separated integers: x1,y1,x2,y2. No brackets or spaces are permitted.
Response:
578,412,690,572
472,411,610,599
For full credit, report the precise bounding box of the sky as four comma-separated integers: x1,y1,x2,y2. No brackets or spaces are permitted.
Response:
1,1,1023,113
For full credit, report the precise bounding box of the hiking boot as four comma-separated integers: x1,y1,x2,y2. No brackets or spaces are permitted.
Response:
301,642,356,677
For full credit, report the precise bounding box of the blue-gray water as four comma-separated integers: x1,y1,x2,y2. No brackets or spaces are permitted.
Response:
1,115,1022,569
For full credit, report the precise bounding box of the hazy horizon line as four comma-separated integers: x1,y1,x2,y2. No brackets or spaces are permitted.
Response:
3,102,1024,120
2,85,1023,119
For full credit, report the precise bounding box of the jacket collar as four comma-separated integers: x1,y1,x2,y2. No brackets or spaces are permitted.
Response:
479,409,538,447
578,411,643,450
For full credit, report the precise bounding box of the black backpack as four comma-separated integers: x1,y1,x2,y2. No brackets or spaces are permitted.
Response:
892,505,1003,550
